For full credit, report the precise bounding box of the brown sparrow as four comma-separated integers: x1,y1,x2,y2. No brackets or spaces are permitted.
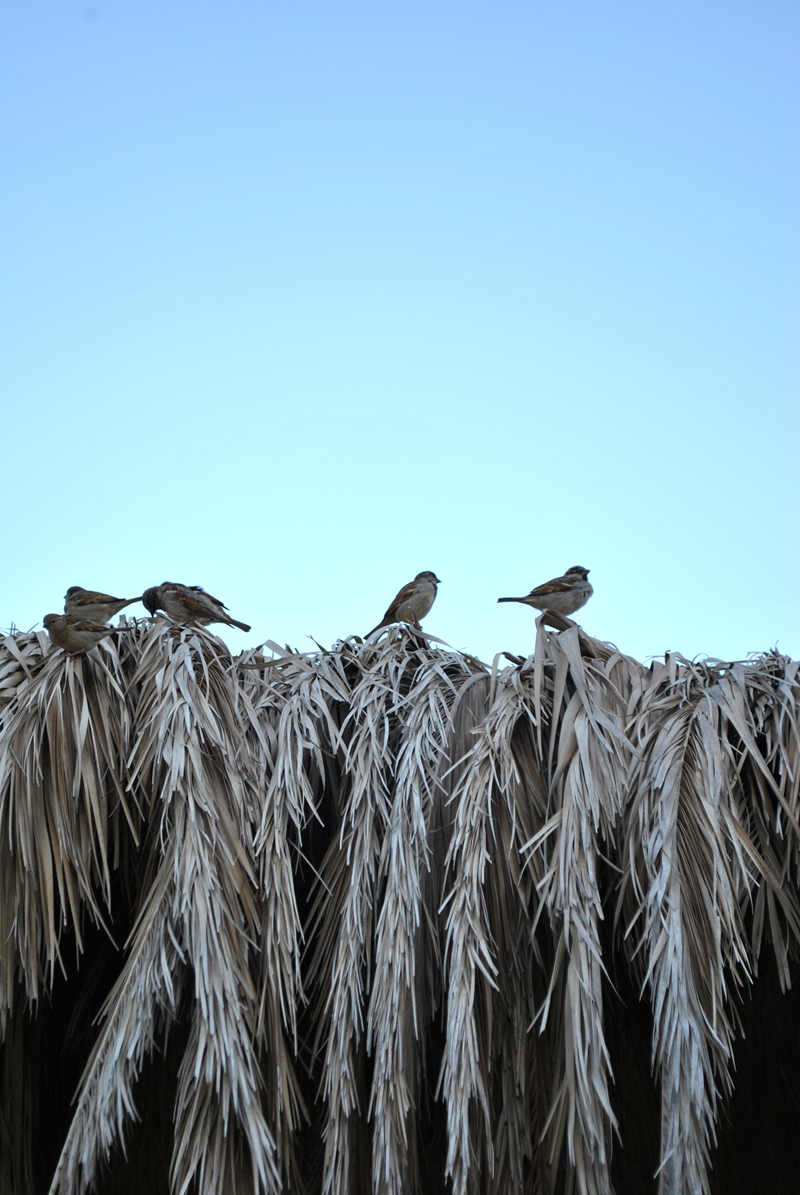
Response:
43,613,134,655
64,586,144,622
367,571,441,634
142,582,251,633
498,566,593,617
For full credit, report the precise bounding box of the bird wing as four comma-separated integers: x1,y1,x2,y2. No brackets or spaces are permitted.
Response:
70,589,123,606
193,587,230,613
169,586,220,618
364,580,421,635
382,580,419,622
69,617,114,633
179,587,249,631
526,575,575,599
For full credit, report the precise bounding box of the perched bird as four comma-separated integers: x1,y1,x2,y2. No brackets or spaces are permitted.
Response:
498,566,593,617
64,586,143,622
142,582,251,633
43,613,133,655
367,571,441,635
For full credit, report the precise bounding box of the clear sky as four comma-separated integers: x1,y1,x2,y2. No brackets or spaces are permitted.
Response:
2,0,797,665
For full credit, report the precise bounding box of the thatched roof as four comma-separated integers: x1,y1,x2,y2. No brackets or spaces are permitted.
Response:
1,618,798,1194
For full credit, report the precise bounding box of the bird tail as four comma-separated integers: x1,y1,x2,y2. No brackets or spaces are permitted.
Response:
497,597,528,604
228,619,252,633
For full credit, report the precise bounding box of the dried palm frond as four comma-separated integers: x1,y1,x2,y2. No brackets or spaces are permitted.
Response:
714,654,800,981
618,651,800,1195
366,639,479,1195
49,623,276,1195
440,619,643,1195
0,631,135,1031
250,641,353,1190
529,625,643,1195
0,615,798,1195
306,629,484,1195
0,630,50,717
47,843,186,1194
439,660,531,1195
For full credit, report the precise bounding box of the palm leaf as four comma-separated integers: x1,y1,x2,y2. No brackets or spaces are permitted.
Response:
0,632,135,1029
49,624,276,1195
618,651,800,1195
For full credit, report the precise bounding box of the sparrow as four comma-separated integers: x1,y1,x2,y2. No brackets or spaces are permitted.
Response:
498,566,593,617
367,571,441,635
142,582,251,633
43,613,134,655
64,586,144,622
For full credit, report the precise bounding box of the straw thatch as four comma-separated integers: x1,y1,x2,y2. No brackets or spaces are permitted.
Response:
1,616,799,1195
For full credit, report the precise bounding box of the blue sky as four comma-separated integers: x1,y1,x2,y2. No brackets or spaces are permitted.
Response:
1,0,797,664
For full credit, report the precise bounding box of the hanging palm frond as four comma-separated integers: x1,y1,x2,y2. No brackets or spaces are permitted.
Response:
251,640,352,1191
303,629,483,1195
618,651,800,1195
48,623,275,1195
0,629,134,1029
438,620,643,1195
0,618,798,1195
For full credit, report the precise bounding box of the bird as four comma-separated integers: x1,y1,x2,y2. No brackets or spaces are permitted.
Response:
142,582,251,633
498,566,593,617
367,571,441,635
43,613,134,655
64,586,144,622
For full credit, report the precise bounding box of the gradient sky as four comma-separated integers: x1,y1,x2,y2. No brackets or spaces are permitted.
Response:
2,0,797,665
